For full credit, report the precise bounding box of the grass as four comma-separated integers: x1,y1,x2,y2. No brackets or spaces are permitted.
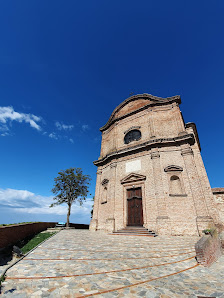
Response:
21,231,56,254
0,274,5,287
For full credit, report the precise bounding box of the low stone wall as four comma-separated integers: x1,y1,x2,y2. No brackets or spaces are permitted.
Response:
195,230,222,267
69,223,89,229
0,222,56,250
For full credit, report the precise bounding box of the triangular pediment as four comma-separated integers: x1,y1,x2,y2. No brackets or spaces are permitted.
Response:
121,173,146,184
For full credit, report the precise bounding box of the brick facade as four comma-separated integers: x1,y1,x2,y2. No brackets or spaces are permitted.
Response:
90,94,223,236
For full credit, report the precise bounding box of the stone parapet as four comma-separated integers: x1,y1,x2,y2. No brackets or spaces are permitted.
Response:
0,222,56,250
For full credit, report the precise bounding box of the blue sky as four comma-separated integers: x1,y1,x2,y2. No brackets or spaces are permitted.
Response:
0,1,224,224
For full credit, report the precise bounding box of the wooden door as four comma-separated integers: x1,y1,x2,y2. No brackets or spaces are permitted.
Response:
127,188,143,226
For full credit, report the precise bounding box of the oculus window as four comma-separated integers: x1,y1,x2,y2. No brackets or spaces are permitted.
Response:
124,130,141,144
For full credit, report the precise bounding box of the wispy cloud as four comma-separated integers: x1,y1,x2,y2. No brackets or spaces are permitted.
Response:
55,121,74,131
1,132,10,137
0,106,42,132
0,188,92,216
82,124,89,132
49,132,58,140
69,138,74,144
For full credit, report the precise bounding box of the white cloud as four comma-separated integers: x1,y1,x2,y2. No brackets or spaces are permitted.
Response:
55,121,74,131
69,138,74,144
0,123,9,132
82,124,89,131
0,188,92,216
1,132,10,137
0,106,42,132
49,132,58,140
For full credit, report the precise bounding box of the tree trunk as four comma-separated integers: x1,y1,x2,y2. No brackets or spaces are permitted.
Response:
67,204,71,227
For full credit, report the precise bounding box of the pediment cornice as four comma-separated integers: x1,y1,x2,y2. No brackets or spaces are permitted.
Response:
121,173,146,184
164,165,183,172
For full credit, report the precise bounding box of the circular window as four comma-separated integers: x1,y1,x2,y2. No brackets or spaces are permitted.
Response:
124,130,141,144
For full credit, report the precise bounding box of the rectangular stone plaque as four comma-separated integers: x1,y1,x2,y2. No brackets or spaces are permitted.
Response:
126,160,141,173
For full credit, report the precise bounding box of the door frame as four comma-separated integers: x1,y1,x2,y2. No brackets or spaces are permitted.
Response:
127,194,143,226
123,182,146,227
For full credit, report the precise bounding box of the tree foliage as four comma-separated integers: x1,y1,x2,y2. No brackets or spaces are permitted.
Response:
50,168,91,227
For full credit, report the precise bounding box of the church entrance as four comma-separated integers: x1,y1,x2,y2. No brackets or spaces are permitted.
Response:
127,187,143,226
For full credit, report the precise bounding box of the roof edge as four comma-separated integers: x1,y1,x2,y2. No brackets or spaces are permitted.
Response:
100,93,181,132
185,122,201,151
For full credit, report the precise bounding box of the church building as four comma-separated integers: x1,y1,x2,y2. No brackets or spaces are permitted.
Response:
90,94,223,236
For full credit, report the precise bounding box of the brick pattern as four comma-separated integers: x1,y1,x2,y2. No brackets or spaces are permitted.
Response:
212,189,224,225
195,231,222,267
90,94,224,236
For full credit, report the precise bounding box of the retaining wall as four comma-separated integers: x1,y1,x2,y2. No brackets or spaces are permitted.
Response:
195,230,222,267
0,222,56,249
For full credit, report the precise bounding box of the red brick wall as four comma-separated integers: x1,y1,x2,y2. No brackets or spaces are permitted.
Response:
195,231,222,267
0,222,56,249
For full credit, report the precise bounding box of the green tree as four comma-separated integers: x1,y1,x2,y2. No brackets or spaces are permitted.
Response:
50,168,91,227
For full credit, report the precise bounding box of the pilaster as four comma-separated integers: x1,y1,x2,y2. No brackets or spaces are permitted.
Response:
181,145,214,235
148,111,156,138
109,162,117,231
90,168,102,231
151,148,171,235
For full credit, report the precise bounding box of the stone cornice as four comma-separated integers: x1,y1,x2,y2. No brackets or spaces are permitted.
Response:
185,122,201,151
181,147,194,156
212,188,224,194
100,94,181,132
93,133,195,167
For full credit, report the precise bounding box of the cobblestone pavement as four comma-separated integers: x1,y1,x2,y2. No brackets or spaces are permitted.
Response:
1,230,224,297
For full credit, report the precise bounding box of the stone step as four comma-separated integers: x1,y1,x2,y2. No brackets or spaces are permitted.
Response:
113,226,158,237
111,233,156,237
113,231,153,234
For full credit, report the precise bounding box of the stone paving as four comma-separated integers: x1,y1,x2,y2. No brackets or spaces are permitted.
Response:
1,230,224,297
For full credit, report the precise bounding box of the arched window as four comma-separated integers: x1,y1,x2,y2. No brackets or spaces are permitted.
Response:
124,130,141,144
170,175,182,194
101,186,107,204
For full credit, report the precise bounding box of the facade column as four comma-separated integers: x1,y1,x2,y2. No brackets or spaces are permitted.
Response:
89,168,102,231
105,162,117,232
193,148,219,224
181,145,214,234
151,148,171,235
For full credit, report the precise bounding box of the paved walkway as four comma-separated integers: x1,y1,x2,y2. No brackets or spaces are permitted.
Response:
1,230,224,297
